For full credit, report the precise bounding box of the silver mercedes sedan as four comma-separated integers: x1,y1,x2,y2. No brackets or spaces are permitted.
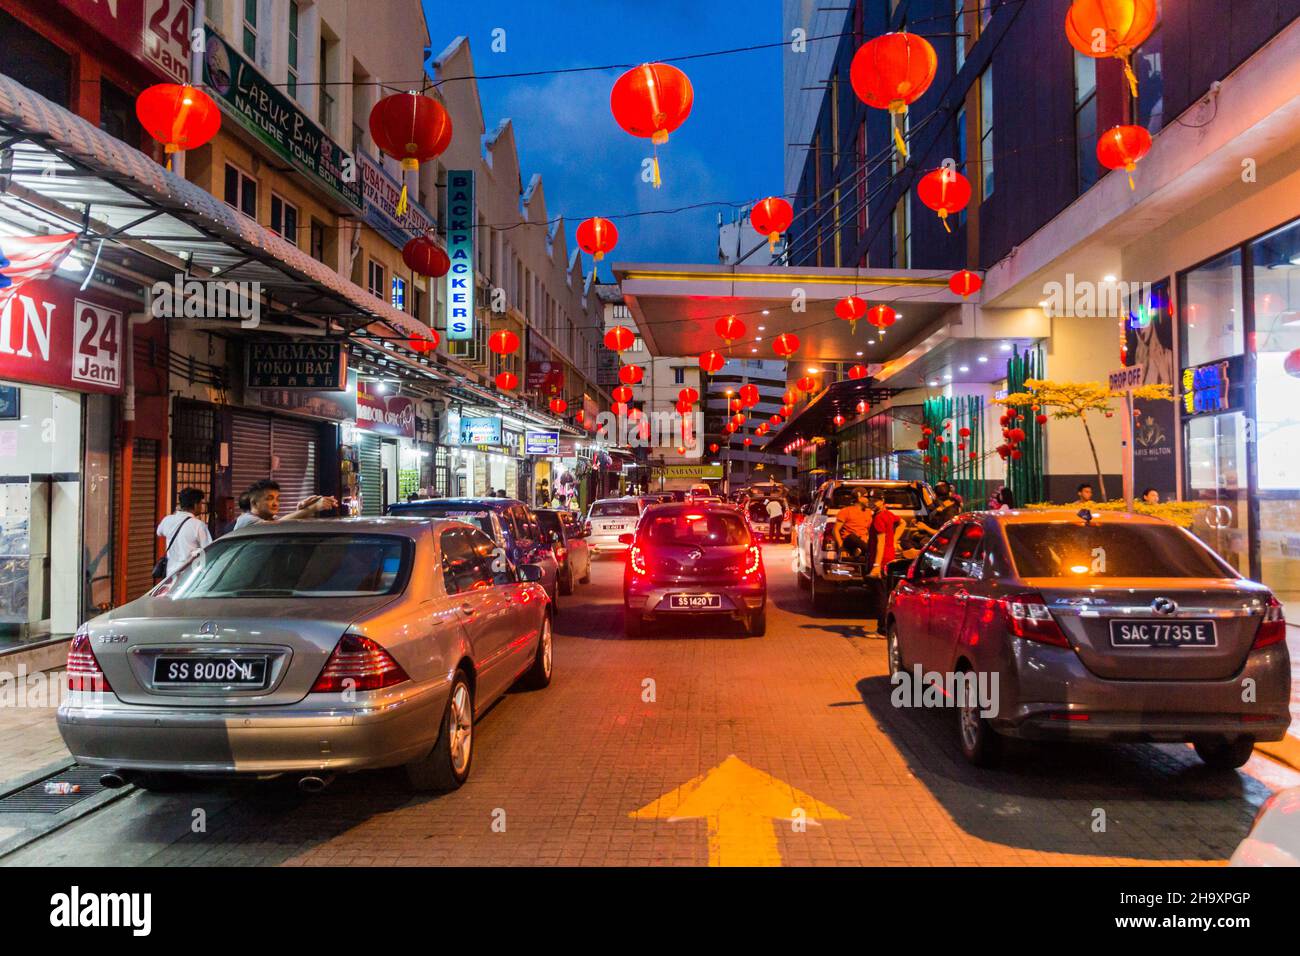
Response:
57,517,553,792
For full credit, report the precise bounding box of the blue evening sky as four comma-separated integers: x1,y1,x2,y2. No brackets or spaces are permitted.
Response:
420,0,783,272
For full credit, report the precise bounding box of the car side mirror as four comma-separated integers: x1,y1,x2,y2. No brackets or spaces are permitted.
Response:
617,533,634,545
517,564,544,583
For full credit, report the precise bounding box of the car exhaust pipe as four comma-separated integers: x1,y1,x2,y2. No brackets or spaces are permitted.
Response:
99,771,129,789
297,773,334,794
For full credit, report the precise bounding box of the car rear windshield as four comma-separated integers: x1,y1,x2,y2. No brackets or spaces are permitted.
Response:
829,485,921,510
590,501,640,518
641,510,749,547
535,511,563,537
1005,523,1230,578
168,534,410,598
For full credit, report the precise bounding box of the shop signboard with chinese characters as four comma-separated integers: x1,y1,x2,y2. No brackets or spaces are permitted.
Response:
246,342,347,390
0,277,126,394
252,370,359,422
202,26,362,211
445,171,475,340
357,150,437,251
356,383,416,438
58,0,194,83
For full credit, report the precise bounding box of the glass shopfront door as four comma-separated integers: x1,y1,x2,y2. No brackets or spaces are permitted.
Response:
1184,411,1251,578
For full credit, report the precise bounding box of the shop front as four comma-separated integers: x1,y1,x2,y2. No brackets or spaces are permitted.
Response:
1177,216,1300,612
446,411,524,499
0,274,130,649
353,381,422,514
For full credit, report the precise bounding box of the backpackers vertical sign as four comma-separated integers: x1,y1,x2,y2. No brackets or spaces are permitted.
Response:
446,171,475,340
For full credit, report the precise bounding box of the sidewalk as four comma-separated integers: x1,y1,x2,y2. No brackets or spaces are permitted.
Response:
0,666,73,791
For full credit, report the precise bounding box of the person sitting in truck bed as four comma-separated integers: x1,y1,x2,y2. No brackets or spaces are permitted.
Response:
833,488,875,560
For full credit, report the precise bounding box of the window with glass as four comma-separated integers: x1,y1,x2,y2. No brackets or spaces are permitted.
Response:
1135,0,1164,132
953,0,966,73
978,67,994,199
1074,52,1100,194
169,534,411,598
287,1,300,98
1249,217,1300,609
223,164,257,218
1180,248,1244,367
367,260,386,300
242,0,258,59
270,194,297,245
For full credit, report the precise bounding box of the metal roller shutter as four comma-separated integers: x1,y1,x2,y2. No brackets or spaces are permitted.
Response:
270,417,319,510
229,410,272,503
358,432,382,516
123,438,157,601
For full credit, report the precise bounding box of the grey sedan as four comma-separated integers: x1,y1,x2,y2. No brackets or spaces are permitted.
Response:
885,510,1290,769
57,518,553,792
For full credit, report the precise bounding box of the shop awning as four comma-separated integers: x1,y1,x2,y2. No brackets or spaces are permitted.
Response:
0,72,431,341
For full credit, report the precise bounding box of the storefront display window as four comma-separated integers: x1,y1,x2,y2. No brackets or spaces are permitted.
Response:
1180,248,1243,367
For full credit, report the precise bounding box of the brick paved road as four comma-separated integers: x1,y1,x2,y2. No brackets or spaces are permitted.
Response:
7,544,1298,867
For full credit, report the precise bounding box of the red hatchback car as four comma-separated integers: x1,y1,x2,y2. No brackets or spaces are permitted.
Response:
620,503,767,637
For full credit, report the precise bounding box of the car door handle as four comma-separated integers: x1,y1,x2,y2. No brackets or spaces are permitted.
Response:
459,603,477,617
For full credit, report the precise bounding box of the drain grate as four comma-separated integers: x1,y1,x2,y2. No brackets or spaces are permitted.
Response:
0,767,107,814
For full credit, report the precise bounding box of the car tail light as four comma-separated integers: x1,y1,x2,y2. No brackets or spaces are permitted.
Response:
741,544,762,576
1001,593,1070,648
629,542,648,576
66,630,111,693
1252,595,1286,650
583,521,592,537
553,544,567,563
310,631,410,693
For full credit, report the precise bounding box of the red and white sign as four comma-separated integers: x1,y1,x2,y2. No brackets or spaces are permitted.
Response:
58,0,195,84
0,277,127,394
356,383,416,438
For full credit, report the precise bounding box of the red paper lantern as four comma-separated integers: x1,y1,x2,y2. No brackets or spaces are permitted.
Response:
610,63,694,188
756,423,769,436
770,414,783,426
676,399,694,415
488,329,520,355
725,422,737,434
917,168,971,233
833,414,846,427
739,383,760,407
549,397,568,415
604,325,636,353
797,375,818,394
848,364,868,380
751,196,794,252
699,350,725,373
1036,413,1049,425
409,330,440,353
949,269,982,298
676,446,687,455
678,387,699,404
782,404,795,417
368,92,453,214
835,295,868,332
1097,125,1153,189
612,402,628,416
495,371,518,391
619,364,644,385
729,398,742,412
613,385,634,403
1065,0,1159,97
401,236,451,278
849,33,937,158
771,332,800,358
715,315,747,345
576,217,619,261
732,413,746,425
856,400,869,415
743,437,753,446
628,407,642,422
867,304,897,335
136,83,221,168
709,443,719,453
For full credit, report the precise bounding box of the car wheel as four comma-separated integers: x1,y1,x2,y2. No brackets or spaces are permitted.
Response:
519,614,553,690
956,672,1003,768
623,608,643,638
406,669,474,792
886,623,905,680
560,566,574,596
747,608,767,636
1193,735,1254,770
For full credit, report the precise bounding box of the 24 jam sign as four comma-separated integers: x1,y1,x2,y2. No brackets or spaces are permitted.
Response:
72,300,122,388
0,277,126,394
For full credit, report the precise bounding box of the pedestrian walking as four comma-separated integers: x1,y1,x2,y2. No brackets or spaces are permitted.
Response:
155,488,212,579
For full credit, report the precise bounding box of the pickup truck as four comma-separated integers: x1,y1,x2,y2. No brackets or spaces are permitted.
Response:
793,479,935,611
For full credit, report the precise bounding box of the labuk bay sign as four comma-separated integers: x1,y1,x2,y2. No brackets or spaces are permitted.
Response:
0,277,125,394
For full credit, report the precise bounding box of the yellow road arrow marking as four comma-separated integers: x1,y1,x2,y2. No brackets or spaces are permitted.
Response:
630,755,848,866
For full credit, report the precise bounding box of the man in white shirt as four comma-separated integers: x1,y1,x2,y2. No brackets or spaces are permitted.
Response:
156,488,212,577
765,497,785,542
233,479,338,531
